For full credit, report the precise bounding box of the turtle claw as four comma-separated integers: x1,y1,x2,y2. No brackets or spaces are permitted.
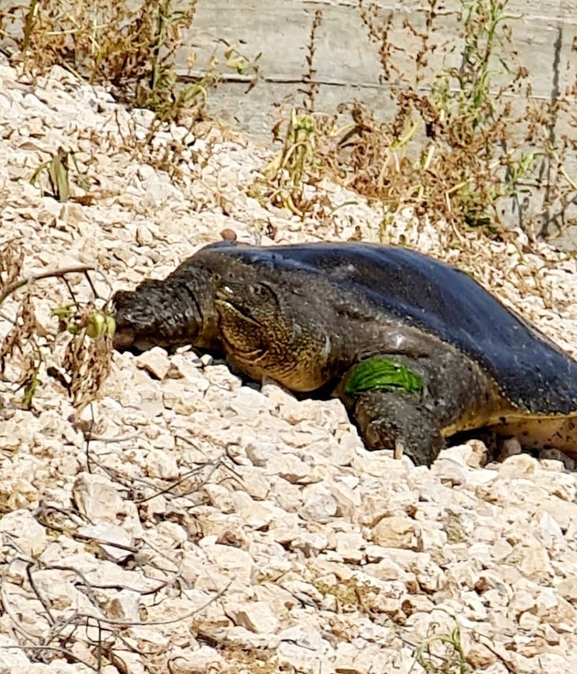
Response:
393,440,404,461
350,390,445,467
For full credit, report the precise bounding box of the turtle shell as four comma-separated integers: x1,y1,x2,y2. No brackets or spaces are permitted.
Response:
197,241,577,415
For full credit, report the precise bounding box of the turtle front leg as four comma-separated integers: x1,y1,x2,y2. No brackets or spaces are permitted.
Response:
339,349,495,466
351,389,445,467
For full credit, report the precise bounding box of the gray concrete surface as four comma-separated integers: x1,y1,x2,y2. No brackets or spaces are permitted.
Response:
182,1,575,133
179,0,577,245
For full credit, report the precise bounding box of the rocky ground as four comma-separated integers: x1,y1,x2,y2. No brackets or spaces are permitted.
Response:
1,56,577,674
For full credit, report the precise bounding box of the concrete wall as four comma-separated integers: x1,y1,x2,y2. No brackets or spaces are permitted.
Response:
182,0,575,135
180,0,577,245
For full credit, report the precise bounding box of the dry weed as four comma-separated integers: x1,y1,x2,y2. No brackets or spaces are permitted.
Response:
59,305,114,410
260,0,576,244
16,0,199,117
0,243,31,378
2,0,262,183
252,10,334,217
257,108,332,217
3,0,261,140
0,245,113,411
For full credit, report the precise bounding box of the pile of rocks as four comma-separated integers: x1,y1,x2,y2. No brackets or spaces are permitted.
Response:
1,57,577,673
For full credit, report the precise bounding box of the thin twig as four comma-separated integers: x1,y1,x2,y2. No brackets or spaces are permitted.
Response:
25,561,55,626
70,579,232,628
0,264,96,305
134,459,223,504
84,431,141,444
4,644,100,672
1,559,45,642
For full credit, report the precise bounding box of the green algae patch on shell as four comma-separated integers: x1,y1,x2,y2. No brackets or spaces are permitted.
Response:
344,357,423,398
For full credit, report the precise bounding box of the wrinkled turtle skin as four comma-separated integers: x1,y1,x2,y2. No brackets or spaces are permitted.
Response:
113,241,577,466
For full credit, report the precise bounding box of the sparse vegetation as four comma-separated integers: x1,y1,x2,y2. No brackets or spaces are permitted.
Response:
0,0,260,135
0,243,113,411
259,108,323,216
30,147,90,202
9,0,201,120
409,626,472,674
259,0,576,244
0,0,262,415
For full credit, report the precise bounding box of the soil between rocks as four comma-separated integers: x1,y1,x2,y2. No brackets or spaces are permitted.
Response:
1,58,577,674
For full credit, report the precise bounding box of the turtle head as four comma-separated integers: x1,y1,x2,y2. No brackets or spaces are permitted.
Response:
214,279,332,392
113,276,206,351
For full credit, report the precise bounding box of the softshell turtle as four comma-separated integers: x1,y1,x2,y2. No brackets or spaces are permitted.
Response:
113,241,577,466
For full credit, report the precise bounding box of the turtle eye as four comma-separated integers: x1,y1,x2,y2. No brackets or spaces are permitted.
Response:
251,283,278,304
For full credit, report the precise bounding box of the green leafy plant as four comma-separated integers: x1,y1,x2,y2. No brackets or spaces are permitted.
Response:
409,625,472,674
261,109,319,215
30,148,89,202
344,357,423,398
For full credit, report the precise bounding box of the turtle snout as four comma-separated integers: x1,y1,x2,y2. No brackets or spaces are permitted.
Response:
112,326,137,349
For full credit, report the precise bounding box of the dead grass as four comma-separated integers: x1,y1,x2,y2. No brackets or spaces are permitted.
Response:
0,0,260,141
11,0,200,119
0,243,113,412
259,0,576,246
